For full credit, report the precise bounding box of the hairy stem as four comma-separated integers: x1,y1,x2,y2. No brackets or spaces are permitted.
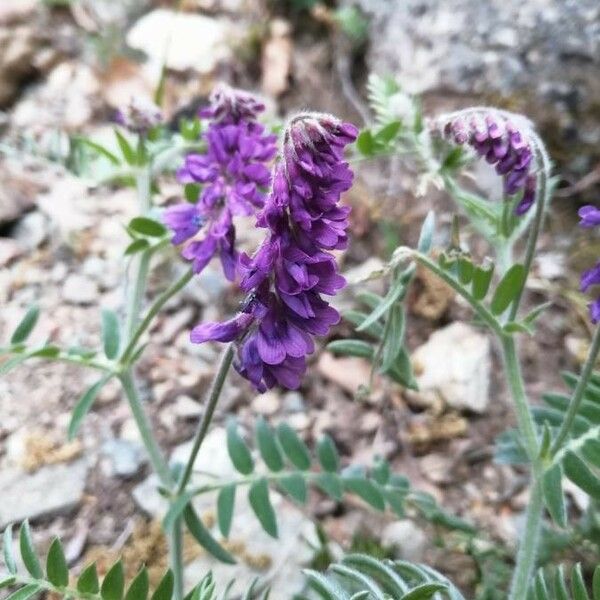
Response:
509,478,544,599
119,370,172,487
176,343,235,495
508,134,552,321
551,326,600,455
120,268,193,364
170,518,184,600
500,335,540,462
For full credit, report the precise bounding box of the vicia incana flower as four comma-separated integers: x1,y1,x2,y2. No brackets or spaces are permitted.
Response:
442,111,537,215
578,205,600,323
191,113,358,391
163,84,277,280
115,97,163,134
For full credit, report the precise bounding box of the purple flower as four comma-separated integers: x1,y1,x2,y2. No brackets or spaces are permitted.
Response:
442,113,537,215
577,210,600,323
578,205,600,228
192,113,357,391
115,97,162,133
163,84,277,280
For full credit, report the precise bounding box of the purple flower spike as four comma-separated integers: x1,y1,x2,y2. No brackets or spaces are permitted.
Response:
163,84,277,281
589,298,600,324
192,113,357,391
578,205,600,228
442,112,537,215
115,97,162,133
580,262,600,293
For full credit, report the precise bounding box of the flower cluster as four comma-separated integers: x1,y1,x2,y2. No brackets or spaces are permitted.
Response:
115,97,163,134
191,113,357,391
578,205,600,323
163,84,277,280
442,112,537,215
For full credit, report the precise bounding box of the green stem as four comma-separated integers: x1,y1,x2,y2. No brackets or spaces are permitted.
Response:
508,137,551,322
119,370,172,487
551,326,600,455
120,268,193,364
509,478,544,599
500,335,540,463
124,250,151,340
176,343,235,495
169,518,184,600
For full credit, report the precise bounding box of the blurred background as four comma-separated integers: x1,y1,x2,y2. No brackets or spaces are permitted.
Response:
1,0,600,597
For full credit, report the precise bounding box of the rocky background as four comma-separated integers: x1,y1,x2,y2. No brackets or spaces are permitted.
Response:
1,0,599,597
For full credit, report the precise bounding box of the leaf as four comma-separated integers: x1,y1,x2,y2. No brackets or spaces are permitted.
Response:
490,264,526,315
277,423,311,470
101,560,125,600
400,583,447,599
383,347,418,390
46,537,69,587
342,310,384,339
327,339,374,359
5,584,42,600
542,464,566,528
249,478,278,538
593,565,600,600
101,309,120,360
315,472,343,500
226,419,254,475
356,130,375,156
129,217,167,238
374,120,402,144
125,567,149,600
381,304,405,371
68,374,112,439
11,305,40,344
458,256,474,285
77,137,121,165
372,457,390,485
278,473,307,504
184,183,201,204
471,262,495,301
115,130,137,165
4,524,17,574
317,435,340,472
125,239,150,256
183,506,235,564
0,576,16,589
343,477,386,511
150,570,174,600
30,345,60,358
20,521,43,579
256,417,284,472
77,563,100,594
571,564,590,600
357,278,406,333
523,301,553,326
563,452,600,501
417,211,435,254
217,484,236,538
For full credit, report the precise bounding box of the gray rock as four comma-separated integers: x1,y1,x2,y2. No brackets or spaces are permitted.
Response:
12,212,48,250
381,520,428,562
62,274,99,305
101,439,147,479
126,10,236,74
409,322,491,413
282,391,305,413
349,0,600,173
0,460,88,528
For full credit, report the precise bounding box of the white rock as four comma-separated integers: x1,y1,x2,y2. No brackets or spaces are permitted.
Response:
12,212,48,250
127,10,235,75
0,460,88,528
411,322,491,413
252,390,280,416
62,274,99,305
101,438,147,479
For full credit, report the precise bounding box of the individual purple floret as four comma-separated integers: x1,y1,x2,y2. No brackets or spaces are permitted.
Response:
163,84,277,280
442,113,537,215
578,205,600,323
191,113,358,391
115,97,163,133
578,205,600,229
